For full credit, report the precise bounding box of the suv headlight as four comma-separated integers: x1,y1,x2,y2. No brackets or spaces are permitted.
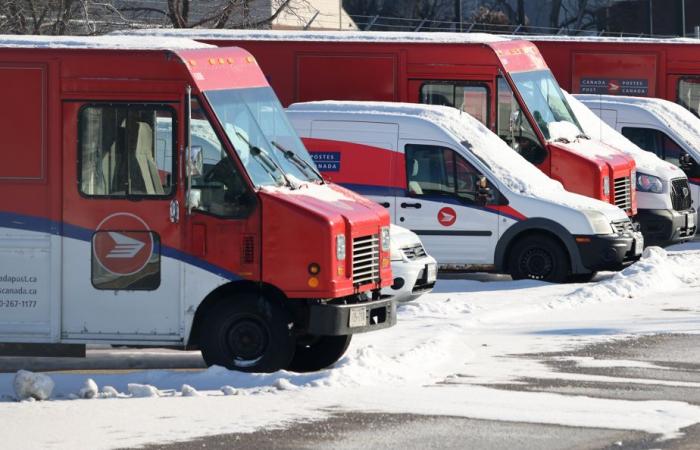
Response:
336,234,346,260
636,172,663,193
582,210,613,235
381,226,390,251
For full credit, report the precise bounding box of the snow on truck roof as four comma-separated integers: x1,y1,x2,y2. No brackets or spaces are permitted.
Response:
289,101,620,212
526,35,700,45
119,29,510,44
0,34,212,50
577,94,700,154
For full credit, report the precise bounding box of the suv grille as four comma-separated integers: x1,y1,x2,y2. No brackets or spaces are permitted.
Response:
614,176,632,212
611,219,634,235
401,243,427,261
671,178,692,211
352,234,380,286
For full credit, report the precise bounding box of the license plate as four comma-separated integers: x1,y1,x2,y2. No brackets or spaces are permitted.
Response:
348,307,368,328
426,263,437,283
688,213,695,229
634,235,644,255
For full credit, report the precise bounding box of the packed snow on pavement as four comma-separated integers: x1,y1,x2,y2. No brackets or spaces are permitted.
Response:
1,243,700,450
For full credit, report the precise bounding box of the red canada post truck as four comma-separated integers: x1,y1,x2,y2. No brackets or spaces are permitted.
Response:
531,36,700,117
128,30,638,217
0,36,395,373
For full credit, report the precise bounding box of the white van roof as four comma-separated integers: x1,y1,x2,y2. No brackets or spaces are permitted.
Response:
576,94,700,154
289,101,620,212
118,29,509,45
0,35,211,50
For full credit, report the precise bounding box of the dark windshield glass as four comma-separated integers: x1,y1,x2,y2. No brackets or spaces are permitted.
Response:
205,87,321,187
510,70,582,140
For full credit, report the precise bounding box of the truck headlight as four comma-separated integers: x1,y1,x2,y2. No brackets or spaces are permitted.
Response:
603,176,610,197
582,210,613,235
381,226,390,251
636,172,663,193
336,235,346,260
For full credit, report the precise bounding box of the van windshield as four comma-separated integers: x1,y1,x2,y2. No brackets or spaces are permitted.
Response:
205,87,322,187
510,70,582,140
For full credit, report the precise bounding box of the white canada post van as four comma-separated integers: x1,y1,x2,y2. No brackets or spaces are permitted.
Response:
288,102,643,283
576,95,700,237
568,94,697,245
385,225,437,302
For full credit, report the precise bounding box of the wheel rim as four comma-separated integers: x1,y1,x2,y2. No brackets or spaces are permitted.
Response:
225,316,269,368
519,247,553,279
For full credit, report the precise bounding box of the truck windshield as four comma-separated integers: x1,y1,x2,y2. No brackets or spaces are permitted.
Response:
205,87,322,187
510,70,582,140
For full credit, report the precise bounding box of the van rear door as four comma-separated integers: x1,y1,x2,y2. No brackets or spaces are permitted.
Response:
60,100,183,342
398,140,499,265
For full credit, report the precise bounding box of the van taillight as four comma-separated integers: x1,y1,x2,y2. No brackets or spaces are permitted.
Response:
242,236,255,264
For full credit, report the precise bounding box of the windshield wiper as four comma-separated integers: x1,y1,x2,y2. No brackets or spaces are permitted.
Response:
235,131,294,189
271,140,324,183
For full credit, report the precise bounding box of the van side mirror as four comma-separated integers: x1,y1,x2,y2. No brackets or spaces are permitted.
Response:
476,176,491,206
679,152,700,177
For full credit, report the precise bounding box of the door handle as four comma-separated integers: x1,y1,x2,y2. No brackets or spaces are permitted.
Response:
400,202,422,209
379,202,390,208
170,199,180,223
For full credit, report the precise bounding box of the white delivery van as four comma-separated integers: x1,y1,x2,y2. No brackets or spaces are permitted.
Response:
385,225,437,302
288,102,643,283
569,94,697,245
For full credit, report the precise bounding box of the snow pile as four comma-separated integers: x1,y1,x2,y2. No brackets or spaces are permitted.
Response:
128,383,160,398
181,384,201,397
566,247,700,305
119,29,509,45
13,370,54,401
0,35,211,50
78,379,98,400
567,92,678,173
547,120,580,142
273,378,298,391
220,385,238,396
289,101,622,213
101,386,119,399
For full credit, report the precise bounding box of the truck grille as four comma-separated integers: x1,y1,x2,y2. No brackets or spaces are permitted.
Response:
670,178,692,211
401,243,427,261
614,176,632,212
352,234,380,286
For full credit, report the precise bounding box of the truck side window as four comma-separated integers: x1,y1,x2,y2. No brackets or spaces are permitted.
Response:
678,78,700,117
80,105,174,197
496,78,547,165
420,83,489,125
189,99,254,218
621,127,684,166
405,144,484,204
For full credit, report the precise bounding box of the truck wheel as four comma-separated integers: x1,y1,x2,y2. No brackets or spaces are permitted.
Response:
287,334,352,373
508,235,569,283
199,294,295,373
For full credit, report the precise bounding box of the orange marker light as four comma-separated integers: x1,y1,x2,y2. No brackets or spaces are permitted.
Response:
307,277,319,288
208,58,217,65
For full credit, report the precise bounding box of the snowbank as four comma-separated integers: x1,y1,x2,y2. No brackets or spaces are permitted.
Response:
13,370,54,401
78,379,98,399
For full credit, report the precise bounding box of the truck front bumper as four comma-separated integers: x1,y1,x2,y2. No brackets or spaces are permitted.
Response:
306,297,397,336
576,231,644,272
637,208,696,247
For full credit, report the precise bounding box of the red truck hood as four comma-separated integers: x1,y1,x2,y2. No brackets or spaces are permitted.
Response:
552,138,636,174
259,181,389,234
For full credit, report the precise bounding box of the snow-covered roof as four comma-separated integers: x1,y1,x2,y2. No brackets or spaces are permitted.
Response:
576,94,700,158
565,92,679,174
526,35,700,45
118,29,510,44
289,100,621,212
0,35,212,50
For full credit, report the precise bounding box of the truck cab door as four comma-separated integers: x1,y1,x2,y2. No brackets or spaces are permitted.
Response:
397,140,500,265
60,100,183,342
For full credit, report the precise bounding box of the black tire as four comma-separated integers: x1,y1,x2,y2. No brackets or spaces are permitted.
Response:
199,293,295,373
287,334,352,373
508,235,570,283
568,272,597,283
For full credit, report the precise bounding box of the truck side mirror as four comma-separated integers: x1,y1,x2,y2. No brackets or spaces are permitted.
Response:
188,145,204,176
476,176,491,206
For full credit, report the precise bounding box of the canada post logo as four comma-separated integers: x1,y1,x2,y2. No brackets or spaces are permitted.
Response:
310,151,341,172
580,78,649,96
92,213,154,276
